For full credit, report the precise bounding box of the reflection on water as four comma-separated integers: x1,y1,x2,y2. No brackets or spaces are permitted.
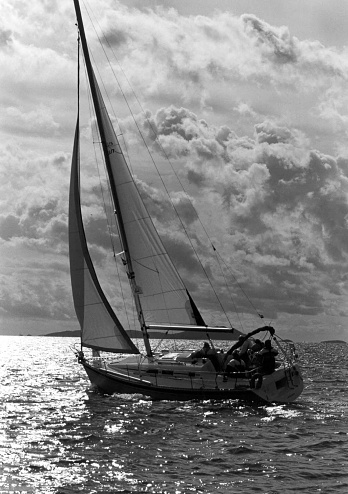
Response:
0,336,347,493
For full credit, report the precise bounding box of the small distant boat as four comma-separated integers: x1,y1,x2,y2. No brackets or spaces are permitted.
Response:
69,0,304,404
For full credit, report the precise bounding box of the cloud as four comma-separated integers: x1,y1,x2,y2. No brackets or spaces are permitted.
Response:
242,14,298,64
130,104,348,323
0,27,12,47
241,13,348,82
101,7,348,95
0,266,73,321
93,4,348,165
255,120,297,145
0,214,21,240
3,106,60,136
234,102,258,119
0,150,115,325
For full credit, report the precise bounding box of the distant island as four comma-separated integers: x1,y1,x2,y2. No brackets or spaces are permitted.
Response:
44,330,81,337
321,340,347,344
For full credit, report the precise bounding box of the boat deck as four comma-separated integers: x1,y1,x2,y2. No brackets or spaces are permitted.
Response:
97,352,288,392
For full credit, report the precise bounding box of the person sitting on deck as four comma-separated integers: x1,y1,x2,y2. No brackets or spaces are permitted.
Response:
249,339,264,368
258,339,278,374
239,337,254,367
250,339,264,353
190,342,211,359
259,340,278,374
226,336,254,368
250,339,278,389
225,350,246,374
190,342,220,371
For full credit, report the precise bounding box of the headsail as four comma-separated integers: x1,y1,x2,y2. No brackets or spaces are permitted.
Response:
69,121,139,354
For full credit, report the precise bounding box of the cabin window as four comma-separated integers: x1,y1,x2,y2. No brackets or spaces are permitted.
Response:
275,376,288,389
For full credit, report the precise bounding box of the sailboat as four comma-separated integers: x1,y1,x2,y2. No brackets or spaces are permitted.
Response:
69,0,304,404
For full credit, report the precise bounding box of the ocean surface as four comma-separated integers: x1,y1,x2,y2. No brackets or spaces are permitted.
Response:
0,336,347,494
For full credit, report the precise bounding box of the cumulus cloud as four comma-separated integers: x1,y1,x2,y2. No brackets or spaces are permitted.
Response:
0,214,22,240
130,104,348,324
0,265,73,321
242,14,298,64
93,4,348,164
0,27,12,47
3,106,60,136
101,6,348,97
0,112,130,325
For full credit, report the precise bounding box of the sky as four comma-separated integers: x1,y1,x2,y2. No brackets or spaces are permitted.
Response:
1,0,348,342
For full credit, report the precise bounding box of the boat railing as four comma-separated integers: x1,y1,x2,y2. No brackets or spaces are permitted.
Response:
92,356,255,390
78,341,299,392
272,337,299,366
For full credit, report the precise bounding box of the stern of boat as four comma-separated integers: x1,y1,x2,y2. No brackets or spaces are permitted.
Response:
249,363,304,403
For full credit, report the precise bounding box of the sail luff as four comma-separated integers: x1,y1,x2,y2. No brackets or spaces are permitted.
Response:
69,120,139,354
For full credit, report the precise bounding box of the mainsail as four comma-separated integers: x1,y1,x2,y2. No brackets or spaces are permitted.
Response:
92,78,205,327
69,121,139,354
71,0,205,334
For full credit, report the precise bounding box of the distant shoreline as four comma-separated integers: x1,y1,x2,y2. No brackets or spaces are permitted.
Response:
21,331,347,344
43,330,81,337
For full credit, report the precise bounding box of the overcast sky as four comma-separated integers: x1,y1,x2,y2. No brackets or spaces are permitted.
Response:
1,0,348,342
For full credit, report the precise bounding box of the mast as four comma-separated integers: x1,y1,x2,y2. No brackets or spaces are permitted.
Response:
73,0,153,357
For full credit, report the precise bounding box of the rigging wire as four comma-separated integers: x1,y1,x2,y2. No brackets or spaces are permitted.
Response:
80,0,263,331
213,247,264,322
76,26,82,354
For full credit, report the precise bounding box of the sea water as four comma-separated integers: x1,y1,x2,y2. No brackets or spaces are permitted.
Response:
0,336,347,493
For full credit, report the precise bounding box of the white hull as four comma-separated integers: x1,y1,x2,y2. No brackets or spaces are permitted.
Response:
81,351,304,404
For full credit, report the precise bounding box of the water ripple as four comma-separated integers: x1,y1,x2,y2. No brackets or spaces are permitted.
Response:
1,337,348,493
